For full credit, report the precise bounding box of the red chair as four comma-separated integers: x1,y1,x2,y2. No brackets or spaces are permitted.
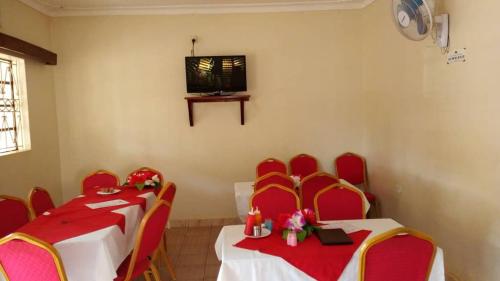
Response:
254,172,294,192
0,195,30,238
28,187,55,218
335,152,379,216
249,184,300,221
154,182,177,280
126,167,164,186
81,170,120,194
299,172,339,210
0,232,68,281
256,158,287,177
313,183,366,221
359,227,436,281
114,200,171,281
157,182,176,205
289,153,319,179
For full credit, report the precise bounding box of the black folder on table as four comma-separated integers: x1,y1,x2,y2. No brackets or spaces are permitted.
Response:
315,228,353,245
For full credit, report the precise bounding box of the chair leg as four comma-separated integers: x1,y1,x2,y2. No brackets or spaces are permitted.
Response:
368,199,381,218
152,246,161,268
161,237,176,280
375,200,381,217
150,263,162,281
144,271,153,281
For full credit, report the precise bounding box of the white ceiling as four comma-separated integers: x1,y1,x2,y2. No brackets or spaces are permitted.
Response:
19,0,376,16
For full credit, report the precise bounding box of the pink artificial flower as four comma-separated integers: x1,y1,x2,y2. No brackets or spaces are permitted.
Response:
286,210,305,232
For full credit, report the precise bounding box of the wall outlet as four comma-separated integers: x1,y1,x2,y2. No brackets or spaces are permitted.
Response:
395,185,403,194
447,48,467,64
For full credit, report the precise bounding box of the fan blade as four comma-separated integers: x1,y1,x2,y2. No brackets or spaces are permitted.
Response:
399,0,418,21
400,0,429,35
405,0,422,10
416,13,428,34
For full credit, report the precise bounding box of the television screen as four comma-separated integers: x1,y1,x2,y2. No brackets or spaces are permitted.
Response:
185,56,247,94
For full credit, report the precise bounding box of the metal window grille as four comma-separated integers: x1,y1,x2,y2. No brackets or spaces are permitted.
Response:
0,58,25,154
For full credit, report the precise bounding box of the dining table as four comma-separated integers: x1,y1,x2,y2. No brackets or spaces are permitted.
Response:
1,186,158,281
215,218,445,281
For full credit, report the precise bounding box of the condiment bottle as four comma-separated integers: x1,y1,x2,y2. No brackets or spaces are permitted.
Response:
254,207,262,226
244,208,256,236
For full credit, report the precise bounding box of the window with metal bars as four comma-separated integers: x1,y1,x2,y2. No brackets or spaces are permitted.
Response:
0,54,30,155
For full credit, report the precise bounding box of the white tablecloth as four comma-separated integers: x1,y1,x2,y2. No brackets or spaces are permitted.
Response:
214,219,445,281
234,179,371,222
0,191,157,281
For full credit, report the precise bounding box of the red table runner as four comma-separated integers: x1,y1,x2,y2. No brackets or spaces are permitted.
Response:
19,187,156,244
234,230,371,281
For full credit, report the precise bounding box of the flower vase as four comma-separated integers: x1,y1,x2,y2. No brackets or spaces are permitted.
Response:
287,231,298,247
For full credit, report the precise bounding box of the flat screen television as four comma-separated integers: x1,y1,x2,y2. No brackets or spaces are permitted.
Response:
185,55,247,95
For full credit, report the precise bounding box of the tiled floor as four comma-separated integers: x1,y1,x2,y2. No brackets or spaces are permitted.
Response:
138,225,224,281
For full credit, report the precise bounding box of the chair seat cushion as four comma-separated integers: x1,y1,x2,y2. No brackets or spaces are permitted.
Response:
364,191,377,203
114,254,150,281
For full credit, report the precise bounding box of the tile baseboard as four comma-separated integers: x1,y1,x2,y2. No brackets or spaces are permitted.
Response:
170,217,241,228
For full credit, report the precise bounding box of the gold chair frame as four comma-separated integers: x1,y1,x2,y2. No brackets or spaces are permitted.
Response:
0,195,31,221
334,152,381,217
256,158,287,177
249,184,300,211
299,172,339,209
0,232,68,281
126,200,171,281
27,186,54,218
254,172,294,192
289,153,319,176
358,227,437,281
153,182,177,280
334,152,370,191
80,169,120,194
313,183,366,221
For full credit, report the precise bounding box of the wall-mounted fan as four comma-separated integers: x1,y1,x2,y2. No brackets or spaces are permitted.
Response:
392,0,449,49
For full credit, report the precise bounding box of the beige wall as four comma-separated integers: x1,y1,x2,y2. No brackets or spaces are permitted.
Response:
361,1,500,280
0,0,62,204
23,1,498,279
51,10,368,220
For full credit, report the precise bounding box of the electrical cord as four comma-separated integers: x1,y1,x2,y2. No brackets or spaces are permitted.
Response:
191,38,196,57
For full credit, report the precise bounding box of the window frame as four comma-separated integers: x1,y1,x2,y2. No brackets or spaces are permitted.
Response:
0,53,31,156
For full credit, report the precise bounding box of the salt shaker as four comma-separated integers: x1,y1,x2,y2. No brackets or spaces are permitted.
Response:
253,225,262,237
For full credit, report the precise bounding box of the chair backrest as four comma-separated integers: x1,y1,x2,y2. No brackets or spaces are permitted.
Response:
0,196,30,238
0,232,68,281
126,167,164,186
157,182,176,205
249,184,300,221
289,153,319,179
254,172,294,192
81,169,120,194
359,227,436,281
256,158,287,178
122,200,171,281
313,183,365,221
335,152,367,187
28,187,55,218
299,172,339,210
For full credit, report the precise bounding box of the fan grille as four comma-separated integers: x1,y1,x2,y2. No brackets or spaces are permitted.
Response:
392,0,433,41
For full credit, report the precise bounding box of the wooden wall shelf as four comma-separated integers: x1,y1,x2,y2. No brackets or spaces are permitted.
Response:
184,94,251,127
0,32,57,65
